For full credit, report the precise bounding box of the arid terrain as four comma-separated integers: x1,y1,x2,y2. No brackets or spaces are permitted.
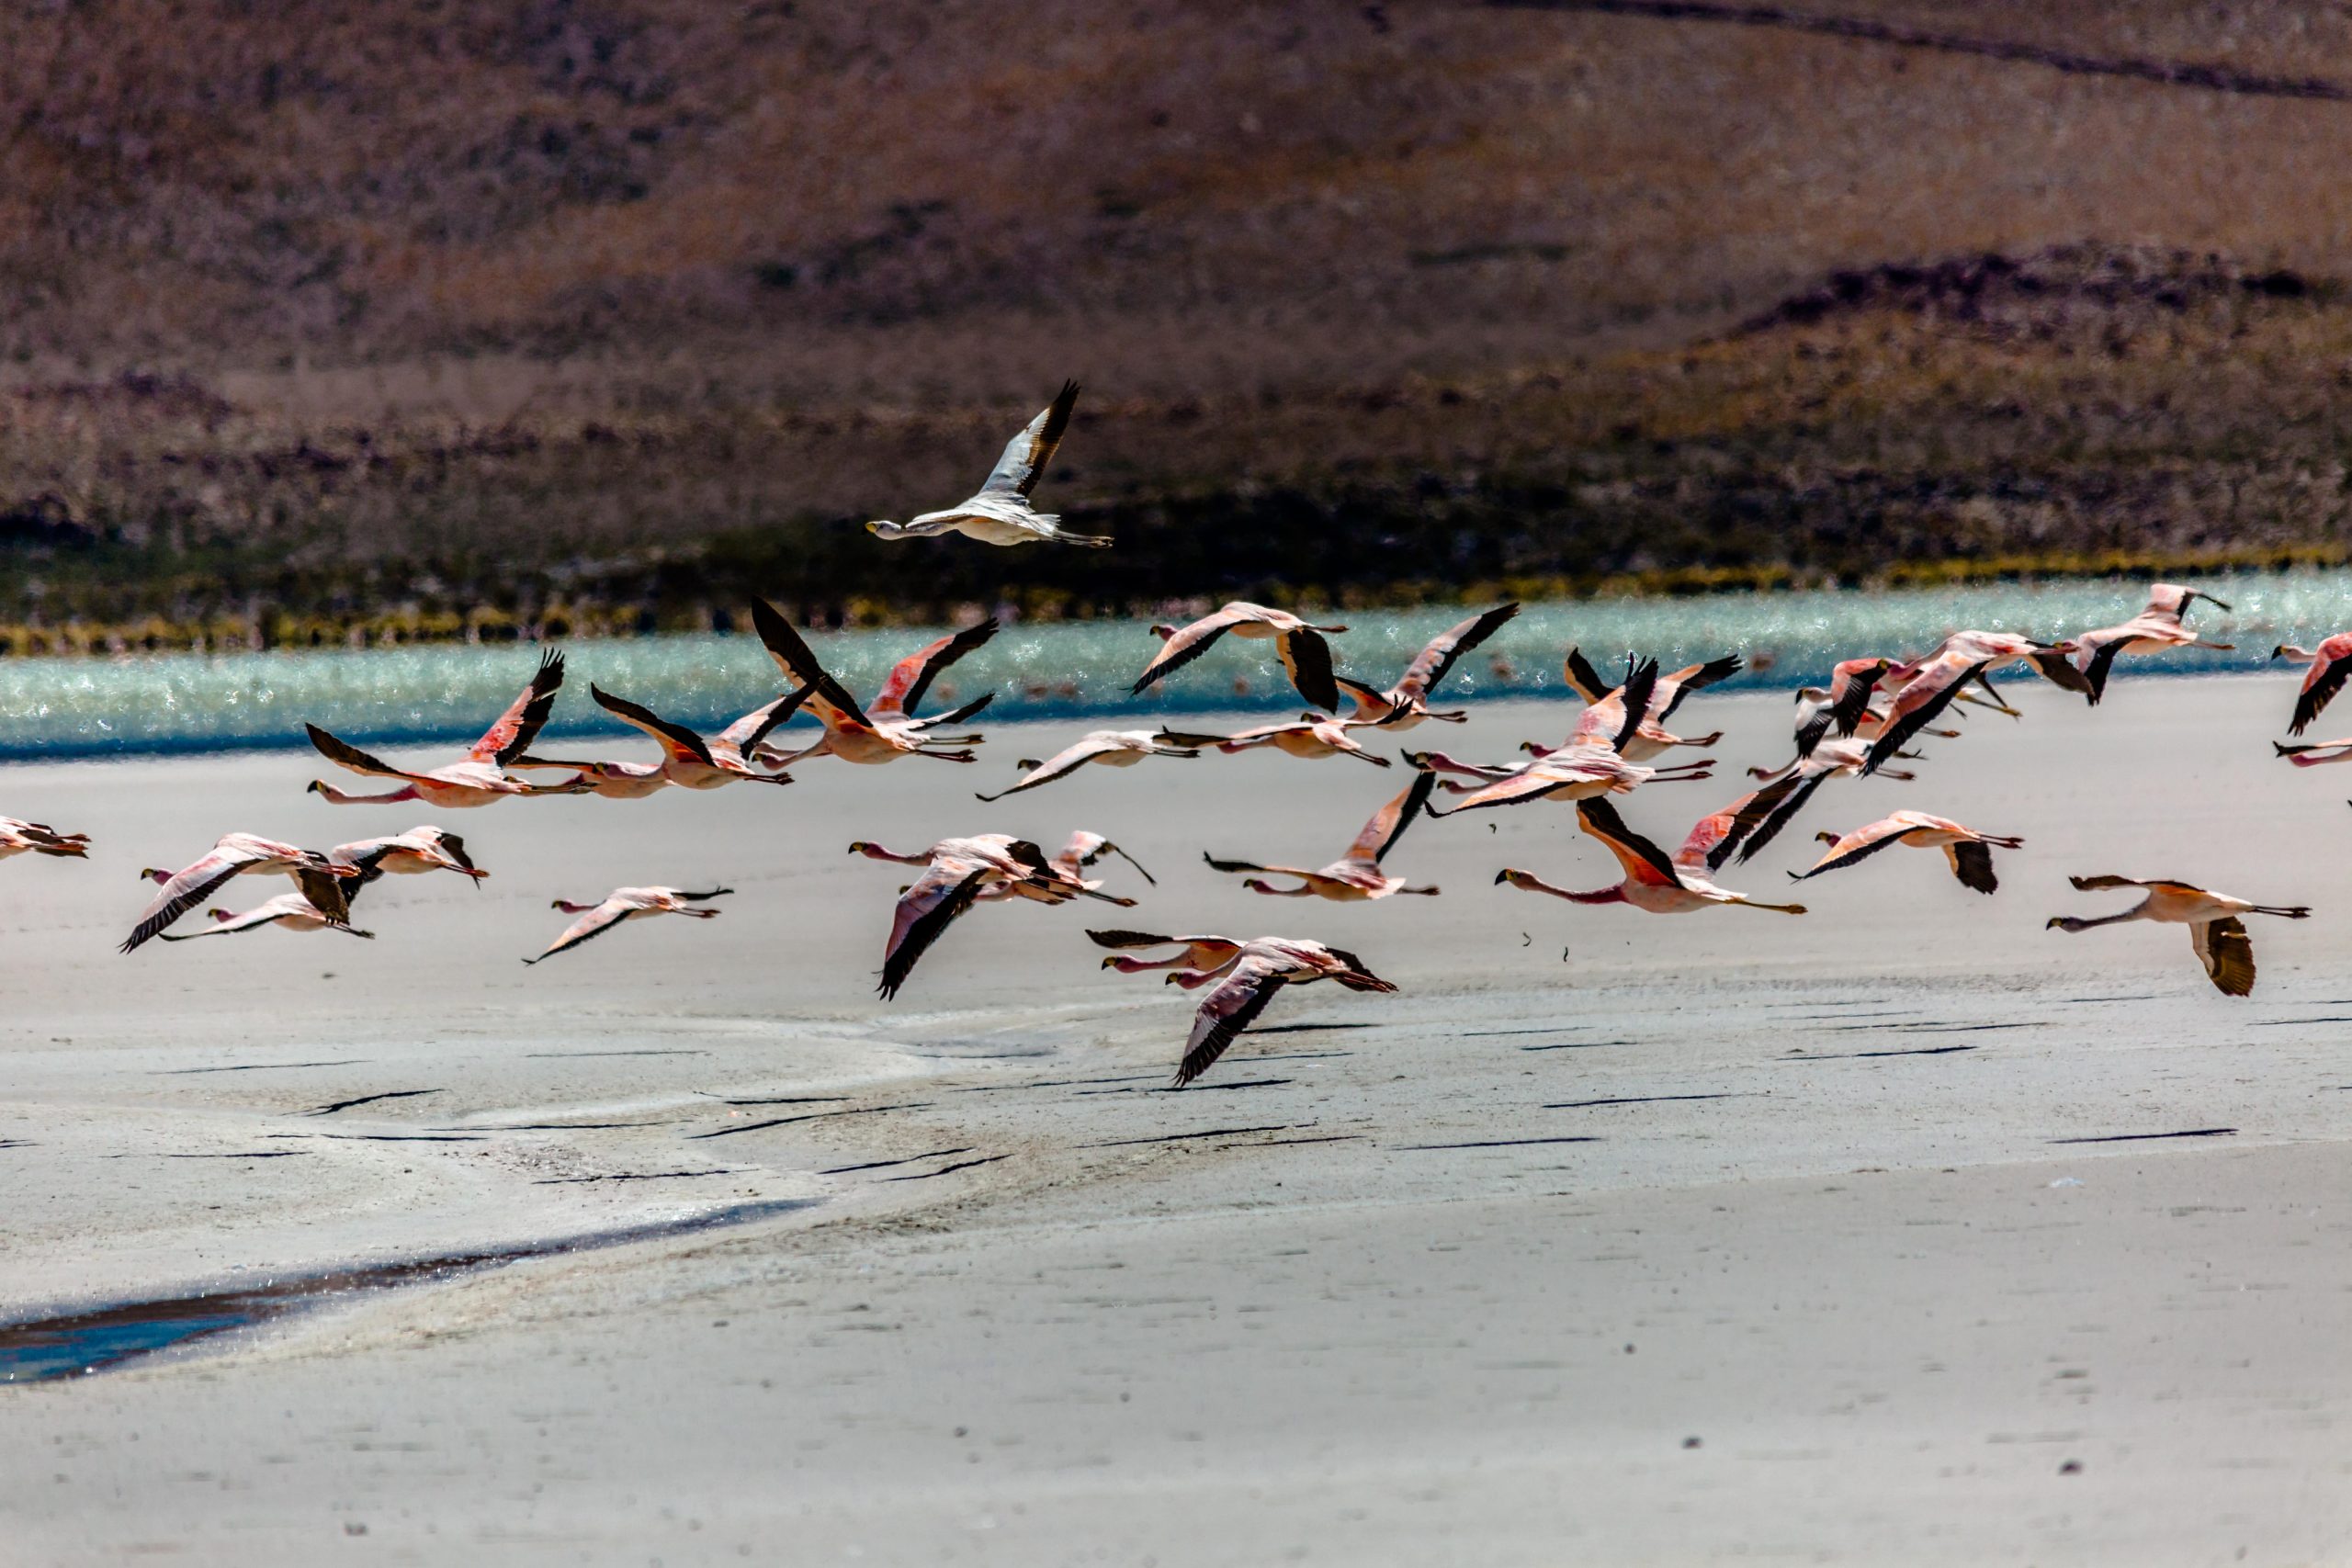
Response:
7,0,2352,642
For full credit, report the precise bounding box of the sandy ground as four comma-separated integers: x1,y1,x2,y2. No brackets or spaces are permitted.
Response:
4,672,2350,1564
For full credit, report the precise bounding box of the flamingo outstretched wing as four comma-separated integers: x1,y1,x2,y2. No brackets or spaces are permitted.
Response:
468,649,567,765
978,381,1079,499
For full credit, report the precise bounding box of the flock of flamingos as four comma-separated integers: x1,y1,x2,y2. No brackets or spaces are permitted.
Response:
7,386,2352,1086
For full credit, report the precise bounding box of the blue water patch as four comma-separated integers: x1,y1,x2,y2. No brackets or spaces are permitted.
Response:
0,1199,817,1384
0,574,2340,761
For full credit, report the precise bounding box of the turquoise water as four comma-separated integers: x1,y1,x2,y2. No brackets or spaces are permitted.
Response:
2,573,2345,760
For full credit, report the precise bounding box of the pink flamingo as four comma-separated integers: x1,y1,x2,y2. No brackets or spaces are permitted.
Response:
1496,797,1806,916
1792,811,2024,894
124,834,362,952
1114,936,1395,1088
976,729,1209,802
1132,603,1349,712
1203,770,1440,900
0,818,88,862
754,601,996,766
2274,633,2352,735
2048,876,2310,997
307,650,587,807
2063,583,2234,703
1335,603,1520,728
524,886,732,964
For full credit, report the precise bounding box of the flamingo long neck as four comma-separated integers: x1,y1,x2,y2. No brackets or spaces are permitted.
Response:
313,781,416,805
853,843,931,865
2066,908,2144,931
553,899,601,913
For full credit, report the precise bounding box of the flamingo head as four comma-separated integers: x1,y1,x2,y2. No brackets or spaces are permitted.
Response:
1815,830,1839,845
865,519,905,538
209,908,235,923
846,840,872,855
2046,916,2088,932
1148,624,1177,641
137,866,170,884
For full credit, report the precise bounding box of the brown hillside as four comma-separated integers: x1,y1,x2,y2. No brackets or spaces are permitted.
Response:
5,0,2352,641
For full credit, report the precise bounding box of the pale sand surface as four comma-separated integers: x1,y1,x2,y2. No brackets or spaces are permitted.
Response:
4,672,2350,1563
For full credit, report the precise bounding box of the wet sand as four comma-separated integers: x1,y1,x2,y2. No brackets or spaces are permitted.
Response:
4,673,2350,1563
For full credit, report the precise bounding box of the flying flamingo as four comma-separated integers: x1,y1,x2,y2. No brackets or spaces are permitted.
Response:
752,601,995,766
508,757,670,799
523,886,732,964
560,685,806,790
1561,647,1738,759
1495,797,1806,916
976,729,1212,802
2062,583,2234,703
1202,770,1441,900
1114,936,1396,1088
1088,930,1250,976
2271,739,2352,768
122,834,362,952
1791,811,2024,894
851,834,1111,998
980,831,1156,903
1420,663,1712,817
1723,736,1919,864
1131,603,1349,712
1335,603,1521,728
1206,713,1393,766
160,893,377,942
865,382,1108,547
1792,658,1893,756
158,825,488,936
307,650,586,807
0,818,88,862
2274,633,2352,735
1859,649,1998,775
2046,876,2311,997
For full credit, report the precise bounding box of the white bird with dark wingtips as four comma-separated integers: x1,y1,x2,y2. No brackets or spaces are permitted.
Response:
2046,876,2310,997
753,601,996,767
523,886,732,964
306,649,585,807
865,382,1107,547
975,729,1209,802
123,834,363,953
1792,811,2023,894
1336,603,1520,729
1132,603,1350,712
1496,796,1806,917
1202,770,1441,900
